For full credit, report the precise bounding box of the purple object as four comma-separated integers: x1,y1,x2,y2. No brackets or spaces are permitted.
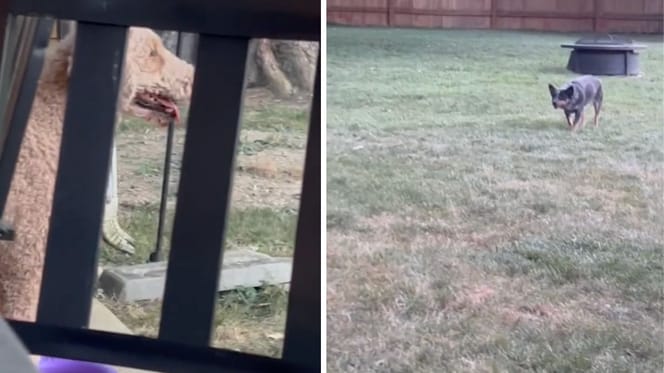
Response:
38,357,118,373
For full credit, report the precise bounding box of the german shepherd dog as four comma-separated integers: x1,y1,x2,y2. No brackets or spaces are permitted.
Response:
548,75,603,132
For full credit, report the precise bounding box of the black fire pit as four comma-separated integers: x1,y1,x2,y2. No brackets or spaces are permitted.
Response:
561,35,647,76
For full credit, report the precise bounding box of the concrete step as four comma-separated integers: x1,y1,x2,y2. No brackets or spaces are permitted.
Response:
98,249,292,302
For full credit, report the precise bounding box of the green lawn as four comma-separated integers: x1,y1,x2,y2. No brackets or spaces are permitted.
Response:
327,27,664,372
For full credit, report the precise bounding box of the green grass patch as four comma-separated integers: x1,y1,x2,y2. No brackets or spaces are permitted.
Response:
327,26,664,373
242,104,309,133
478,235,664,301
117,102,309,136
100,204,298,266
226,207,298,257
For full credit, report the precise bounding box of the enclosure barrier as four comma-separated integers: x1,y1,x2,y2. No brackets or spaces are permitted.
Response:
328,0,664,34
0,0,320,372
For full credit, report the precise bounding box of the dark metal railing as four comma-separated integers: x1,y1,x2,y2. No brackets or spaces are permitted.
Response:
0,1,320,372
149,31,184,263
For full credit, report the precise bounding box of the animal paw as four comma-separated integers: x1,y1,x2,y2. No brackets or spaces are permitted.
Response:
102,216,136,255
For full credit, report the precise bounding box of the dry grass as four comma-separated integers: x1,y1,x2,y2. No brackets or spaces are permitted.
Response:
327,27,664,372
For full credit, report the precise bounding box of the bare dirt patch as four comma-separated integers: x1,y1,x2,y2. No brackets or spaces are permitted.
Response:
116,88,307,210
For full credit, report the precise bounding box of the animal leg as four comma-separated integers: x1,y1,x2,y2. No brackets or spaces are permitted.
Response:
565,112,574,128
593,101,601,127
572,110,585,131
594,85,603,127
102,143,136,254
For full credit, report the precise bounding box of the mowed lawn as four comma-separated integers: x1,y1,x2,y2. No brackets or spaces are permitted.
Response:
327,27,664,372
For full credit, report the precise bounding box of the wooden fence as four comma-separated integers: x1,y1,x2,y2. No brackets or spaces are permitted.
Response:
328,0,664,34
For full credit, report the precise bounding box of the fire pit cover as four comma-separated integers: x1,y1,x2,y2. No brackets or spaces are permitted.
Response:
561,34,647,76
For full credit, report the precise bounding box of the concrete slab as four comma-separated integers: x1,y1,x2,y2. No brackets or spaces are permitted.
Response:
98,249,292,302
1,318,38,372
89,299,152,373
89,298,133,335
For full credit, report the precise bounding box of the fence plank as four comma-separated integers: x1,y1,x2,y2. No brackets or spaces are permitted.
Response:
36,22,127,328
327,0,662,32
158,34,249,346
490,0,497,27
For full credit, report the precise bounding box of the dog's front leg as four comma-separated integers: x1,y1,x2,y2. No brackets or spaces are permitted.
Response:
564,110,574,128
572,110,585,131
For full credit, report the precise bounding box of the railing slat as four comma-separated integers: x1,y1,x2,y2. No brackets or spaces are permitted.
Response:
10,320,307,373
158,34,249,346
8,0,319,41
0,17,53,217
282,54,321,370
36,22,127,328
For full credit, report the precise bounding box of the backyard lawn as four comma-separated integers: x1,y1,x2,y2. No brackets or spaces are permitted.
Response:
327,27,663,372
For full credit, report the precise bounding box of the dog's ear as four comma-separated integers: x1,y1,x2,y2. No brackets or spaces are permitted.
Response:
548,83,557,97
563,85,574,98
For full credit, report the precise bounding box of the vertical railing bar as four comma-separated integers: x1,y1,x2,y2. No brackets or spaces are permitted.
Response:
281,52,320,370
158,34,249,346
149,114,175,262
0,15,32,146
0,17,53,218
57,20,74,40
0,15,28,106
148,32,182,263
180,32,198,65
36,22,128,328
0,0,10,68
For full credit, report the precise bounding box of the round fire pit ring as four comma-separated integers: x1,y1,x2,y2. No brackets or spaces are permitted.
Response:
561,34,647,76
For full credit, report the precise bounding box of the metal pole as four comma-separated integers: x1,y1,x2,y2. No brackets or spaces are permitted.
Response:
149,31,183,262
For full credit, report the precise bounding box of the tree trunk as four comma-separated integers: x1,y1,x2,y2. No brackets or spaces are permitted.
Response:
155,31,318,98
155,30,197,64
252,39,318,98
255,39,294,97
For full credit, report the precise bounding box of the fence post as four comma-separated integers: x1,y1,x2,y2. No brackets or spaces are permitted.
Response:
387,0,393,27
593,0,600,32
